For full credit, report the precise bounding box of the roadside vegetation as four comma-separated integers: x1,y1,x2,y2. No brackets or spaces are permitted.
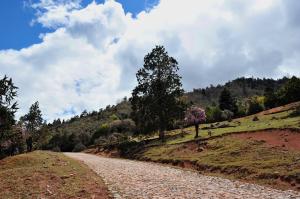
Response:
0,151,111,199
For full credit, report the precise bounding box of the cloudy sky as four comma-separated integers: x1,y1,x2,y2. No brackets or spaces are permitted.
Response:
0,0,299,121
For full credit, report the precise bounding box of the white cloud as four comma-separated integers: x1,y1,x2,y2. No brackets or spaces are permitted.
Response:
1,0,300,120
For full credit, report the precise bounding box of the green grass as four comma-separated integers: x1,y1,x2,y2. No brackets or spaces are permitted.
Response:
132,102,300,190
0,151,111,199
164,106,300,145
138,136,300,190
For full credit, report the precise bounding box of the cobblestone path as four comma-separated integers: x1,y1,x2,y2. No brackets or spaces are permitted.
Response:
65,153,300,199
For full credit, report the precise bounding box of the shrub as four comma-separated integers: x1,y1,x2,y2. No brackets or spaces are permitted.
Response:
206,106,222,122
72,142,86,152
289,106,300,117
252,116,259,121
221,109,234,121
110,119,136,134
91,123,110,143
247,97,264,115
109,114,119,121
52,146,61,152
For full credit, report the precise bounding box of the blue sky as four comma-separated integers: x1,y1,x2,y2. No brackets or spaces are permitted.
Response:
0,0,157,50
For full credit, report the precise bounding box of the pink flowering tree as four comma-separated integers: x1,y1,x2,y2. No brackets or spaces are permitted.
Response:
185,106,206,138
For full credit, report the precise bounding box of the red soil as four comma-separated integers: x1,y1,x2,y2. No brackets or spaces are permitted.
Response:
233,129,300,151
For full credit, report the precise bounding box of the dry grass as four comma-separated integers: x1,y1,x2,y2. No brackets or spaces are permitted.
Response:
0,151,111,199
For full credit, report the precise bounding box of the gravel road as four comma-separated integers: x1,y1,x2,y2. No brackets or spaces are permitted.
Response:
65,153,300,199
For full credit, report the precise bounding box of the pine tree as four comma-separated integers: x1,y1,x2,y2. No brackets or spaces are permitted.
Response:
130,46,185,141
21,101,43,151
0,75,18,144
218,88,237,114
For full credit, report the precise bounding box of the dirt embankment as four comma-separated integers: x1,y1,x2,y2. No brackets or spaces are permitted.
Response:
233,129,300,151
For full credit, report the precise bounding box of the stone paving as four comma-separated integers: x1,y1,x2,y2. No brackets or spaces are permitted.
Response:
65,153,300,199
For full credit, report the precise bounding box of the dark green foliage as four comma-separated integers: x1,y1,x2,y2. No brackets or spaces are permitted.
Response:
263,76,300,109
219,88,238,114
0,75,19,158
277,76,300,105
72,142,87,152
21,101,43,133
187,77,289,108
0,106,15,141
110,119,136,134
264,87,278,109
289,106,300,117
0,75,18,142
91,124,110,143
130,46,185,140
221,110,234,121
206,106,234,122
20,101,43,152
247,98,264,115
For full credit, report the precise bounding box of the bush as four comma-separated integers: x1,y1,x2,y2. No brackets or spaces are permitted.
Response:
289,106,300,117
72,142,86,152
247,97,264,115
109,114,119,121
110,119,136,133
277,76,300,105
252,116,259,121
117,140,140,157
221,110,234,121
205,106,223,122
52,146,61,152
91,124,110,143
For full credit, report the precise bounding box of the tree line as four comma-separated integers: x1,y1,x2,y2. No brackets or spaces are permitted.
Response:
1,45,300,158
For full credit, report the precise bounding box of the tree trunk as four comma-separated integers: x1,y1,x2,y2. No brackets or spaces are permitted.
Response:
180,125,184,137
159,129,165,142
194,124,199,138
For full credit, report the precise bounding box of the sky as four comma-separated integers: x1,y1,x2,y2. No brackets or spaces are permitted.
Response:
0,0,300,121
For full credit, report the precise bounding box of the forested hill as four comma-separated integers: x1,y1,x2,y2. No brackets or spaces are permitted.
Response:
186,77,289,107
42,76,289,151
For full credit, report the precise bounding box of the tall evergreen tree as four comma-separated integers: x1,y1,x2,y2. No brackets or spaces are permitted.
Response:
277,76,300,105
21,101,43,151
130,46,184,141
0,75,18,143
218,88,237,114
264,87,277,109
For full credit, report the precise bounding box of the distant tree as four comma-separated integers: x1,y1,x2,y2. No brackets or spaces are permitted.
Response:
21,101,43,151
264,87,278,109
277,76,300,105
130,46,184,141
80,110,88,118
185,106,206,138
247,97,264,115
218,88,238,114
0,75,18,156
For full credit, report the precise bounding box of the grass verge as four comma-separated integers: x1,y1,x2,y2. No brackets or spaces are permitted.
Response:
136,134,300,191
0,151,111,199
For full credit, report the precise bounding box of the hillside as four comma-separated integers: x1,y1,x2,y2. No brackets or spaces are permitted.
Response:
0,151,111,199
41,77,290,152
103,101,300,191
186,77,288,107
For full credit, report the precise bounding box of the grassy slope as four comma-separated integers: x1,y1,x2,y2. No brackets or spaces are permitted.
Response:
133,102,300,190
166,101,300,145
0,151,111,199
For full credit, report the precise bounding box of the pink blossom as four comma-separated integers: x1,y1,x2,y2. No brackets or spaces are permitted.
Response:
185,106,206,125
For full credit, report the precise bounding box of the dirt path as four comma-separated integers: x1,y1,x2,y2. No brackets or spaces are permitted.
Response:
65,153,300,199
